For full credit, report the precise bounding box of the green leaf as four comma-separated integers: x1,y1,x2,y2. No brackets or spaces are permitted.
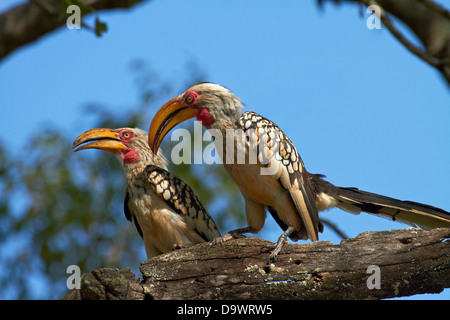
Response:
94,17,108,37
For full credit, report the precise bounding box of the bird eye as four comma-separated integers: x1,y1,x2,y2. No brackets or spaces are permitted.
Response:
121,131,132,139
184,91,198,105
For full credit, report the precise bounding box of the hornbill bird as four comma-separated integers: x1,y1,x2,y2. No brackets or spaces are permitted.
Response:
147,82,450,262
72,127,221,259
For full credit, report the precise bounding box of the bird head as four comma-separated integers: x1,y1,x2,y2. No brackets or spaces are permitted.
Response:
73,127,166,168
148,83,244,153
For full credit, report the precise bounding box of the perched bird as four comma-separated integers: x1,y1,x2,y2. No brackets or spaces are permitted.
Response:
148,82,450,261
72,127,221,259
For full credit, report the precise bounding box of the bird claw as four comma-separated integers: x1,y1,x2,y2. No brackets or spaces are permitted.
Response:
211,233,234,246
211,232,247,246
172,243,191,251
266,239,289,264
267,254,277,265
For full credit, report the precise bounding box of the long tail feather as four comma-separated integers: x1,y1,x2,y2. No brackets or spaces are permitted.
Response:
311,174,450,230
335,187,450,230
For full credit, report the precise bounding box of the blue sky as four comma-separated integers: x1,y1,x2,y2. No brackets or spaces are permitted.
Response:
1,0,449,299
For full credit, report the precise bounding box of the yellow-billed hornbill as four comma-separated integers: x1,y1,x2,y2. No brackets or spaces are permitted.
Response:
147,82,450,262
72,127,221,259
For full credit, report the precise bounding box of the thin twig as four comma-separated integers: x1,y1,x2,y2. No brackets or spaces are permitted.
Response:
418,0,450,19
365,0,449,73
320,218,349,240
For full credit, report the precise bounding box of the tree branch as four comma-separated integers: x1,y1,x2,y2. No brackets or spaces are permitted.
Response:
321,0,450,86
62,227,450,300
0,0,147,61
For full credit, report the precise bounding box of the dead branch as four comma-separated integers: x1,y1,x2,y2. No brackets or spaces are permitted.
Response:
321,0,450,86
0,0,146,61
62,227,450,300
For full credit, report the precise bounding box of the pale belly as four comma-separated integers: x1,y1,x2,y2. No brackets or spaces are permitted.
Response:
223,162,282,207
129,188,205,258
223,160,304,233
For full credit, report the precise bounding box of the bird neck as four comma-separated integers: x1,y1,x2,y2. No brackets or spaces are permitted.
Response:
196,107,215,127
121,149,168,183
122,158,147,181
202,93,244,131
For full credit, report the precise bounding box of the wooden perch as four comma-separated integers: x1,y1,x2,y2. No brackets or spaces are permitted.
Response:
62,227,450,300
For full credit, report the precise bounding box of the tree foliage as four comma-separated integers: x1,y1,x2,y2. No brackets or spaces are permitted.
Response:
0,63,244,299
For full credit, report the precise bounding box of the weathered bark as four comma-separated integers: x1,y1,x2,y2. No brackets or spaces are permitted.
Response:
62,227,450,300
0,0,147,61
62,267,145,300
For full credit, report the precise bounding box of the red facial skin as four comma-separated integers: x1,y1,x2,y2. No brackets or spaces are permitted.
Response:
196,107,215,126
184,91,215,127
118,130,139,164
122,149,139,164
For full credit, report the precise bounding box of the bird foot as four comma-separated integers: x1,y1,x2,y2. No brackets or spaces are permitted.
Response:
211,227,253,246
172,243,191,251
211,234,230,246
211,233,242,246
267,227,295,264
266,239,290,264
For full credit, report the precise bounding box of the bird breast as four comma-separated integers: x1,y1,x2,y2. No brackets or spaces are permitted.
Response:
127,182,204,254
214,132,283,207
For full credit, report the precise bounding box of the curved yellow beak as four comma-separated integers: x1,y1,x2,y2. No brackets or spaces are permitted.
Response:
148,97,198,153
72,128,126,154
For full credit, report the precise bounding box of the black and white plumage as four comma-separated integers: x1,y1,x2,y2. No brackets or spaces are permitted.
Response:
73,127,220,259
148,83,450,262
